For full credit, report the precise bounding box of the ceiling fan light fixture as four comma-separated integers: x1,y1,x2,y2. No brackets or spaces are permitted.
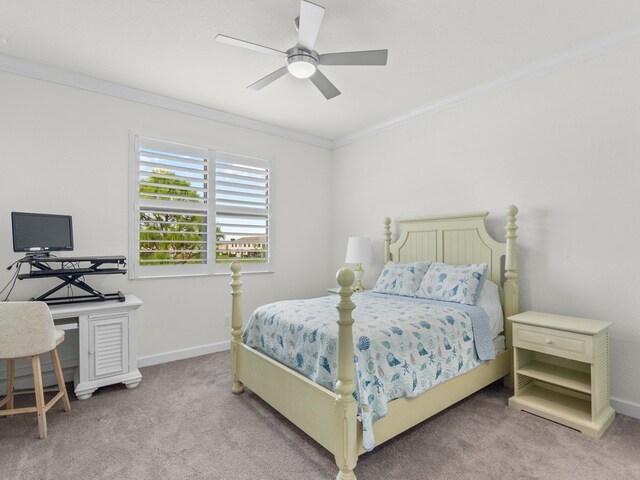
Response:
287,53,318,79
216,1,387,99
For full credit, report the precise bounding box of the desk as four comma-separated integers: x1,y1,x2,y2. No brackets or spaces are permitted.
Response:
49,295,143,400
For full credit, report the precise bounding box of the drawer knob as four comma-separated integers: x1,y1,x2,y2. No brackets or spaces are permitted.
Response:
545,339,553,345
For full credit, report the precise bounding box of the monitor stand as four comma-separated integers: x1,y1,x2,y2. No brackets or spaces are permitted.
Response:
16,256,127,305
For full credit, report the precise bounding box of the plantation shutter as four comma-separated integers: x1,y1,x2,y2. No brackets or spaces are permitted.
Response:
215,153,271,273
131,136,271,278
133,137,211,277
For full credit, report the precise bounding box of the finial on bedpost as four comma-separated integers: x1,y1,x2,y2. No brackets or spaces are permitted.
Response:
336,268,355,312
384,217,392,263
230,262,244,394
334,268,358,480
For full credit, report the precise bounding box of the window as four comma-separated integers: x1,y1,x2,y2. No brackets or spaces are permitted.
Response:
131,136,271,278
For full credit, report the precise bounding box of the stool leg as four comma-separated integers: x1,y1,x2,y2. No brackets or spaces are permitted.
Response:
6,359,15,415
32,355,47,439
51,349,71,412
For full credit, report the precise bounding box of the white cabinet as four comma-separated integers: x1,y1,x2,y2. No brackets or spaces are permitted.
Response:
50,296,143,400
508,311,615,438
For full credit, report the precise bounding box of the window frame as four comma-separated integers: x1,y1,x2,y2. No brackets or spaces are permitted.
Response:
129,134,273,279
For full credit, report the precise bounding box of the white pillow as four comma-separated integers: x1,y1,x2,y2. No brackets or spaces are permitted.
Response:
372,261,431,297
476,280,504,339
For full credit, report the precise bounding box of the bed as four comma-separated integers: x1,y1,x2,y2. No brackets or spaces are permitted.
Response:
229,206,519,480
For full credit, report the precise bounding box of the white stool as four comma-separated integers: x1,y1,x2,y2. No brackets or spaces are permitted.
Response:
0,301,71,439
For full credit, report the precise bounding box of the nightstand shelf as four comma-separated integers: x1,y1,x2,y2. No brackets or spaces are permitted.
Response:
517,361,591,394
508,311,615,438
516,383,592,424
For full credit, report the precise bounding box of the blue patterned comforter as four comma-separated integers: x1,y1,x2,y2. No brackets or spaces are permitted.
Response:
242,291,495,451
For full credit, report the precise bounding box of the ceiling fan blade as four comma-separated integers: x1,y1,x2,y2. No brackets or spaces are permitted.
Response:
297,1,325,51
319,49,388,66
309,70,340,100
247,66,289,91
215,34,287,58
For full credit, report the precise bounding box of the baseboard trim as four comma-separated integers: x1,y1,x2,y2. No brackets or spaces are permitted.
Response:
0,366,77,396
611,396,640,420
0,342,231,393
137,341,231,368
3,344,638,420
137,345,640,421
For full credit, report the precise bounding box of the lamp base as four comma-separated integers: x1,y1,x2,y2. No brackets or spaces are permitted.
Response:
353,263,364,291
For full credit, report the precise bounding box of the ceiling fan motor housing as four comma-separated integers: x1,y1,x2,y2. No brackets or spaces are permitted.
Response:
286,47,319,78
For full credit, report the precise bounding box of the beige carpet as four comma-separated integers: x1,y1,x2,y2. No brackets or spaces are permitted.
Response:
1,351,639,480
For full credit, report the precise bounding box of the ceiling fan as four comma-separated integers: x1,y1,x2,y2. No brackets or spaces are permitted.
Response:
215,0,388,100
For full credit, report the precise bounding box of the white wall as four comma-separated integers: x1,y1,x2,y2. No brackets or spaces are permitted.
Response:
0,71,333,362
2,41,639,415
331,44,640,413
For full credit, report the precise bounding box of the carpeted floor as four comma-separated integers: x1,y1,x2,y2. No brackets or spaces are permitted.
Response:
1,352,639,480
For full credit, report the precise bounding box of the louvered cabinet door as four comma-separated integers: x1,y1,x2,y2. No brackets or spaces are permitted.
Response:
88,313,130,381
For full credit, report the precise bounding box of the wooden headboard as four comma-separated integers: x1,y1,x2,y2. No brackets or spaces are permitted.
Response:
383,206,520,344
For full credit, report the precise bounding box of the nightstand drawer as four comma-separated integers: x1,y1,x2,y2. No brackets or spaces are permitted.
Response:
513,323,593,363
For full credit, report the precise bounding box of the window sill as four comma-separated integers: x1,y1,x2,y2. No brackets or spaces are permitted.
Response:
130,269,274,280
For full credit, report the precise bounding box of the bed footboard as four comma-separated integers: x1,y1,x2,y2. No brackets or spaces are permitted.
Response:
229,264,360,480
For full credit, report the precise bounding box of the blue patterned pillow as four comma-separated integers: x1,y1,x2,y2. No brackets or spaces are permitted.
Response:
372,261,431,297
416,262,488,305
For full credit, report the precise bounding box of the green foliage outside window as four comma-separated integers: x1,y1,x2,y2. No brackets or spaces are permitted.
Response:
139,168,267,267
139,170,213,265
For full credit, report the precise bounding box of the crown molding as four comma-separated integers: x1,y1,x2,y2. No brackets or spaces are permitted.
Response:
0,54,333,150
332,24,640,149
2,24,639,151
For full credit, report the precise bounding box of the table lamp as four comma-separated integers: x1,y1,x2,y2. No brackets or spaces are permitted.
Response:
345,237,373,291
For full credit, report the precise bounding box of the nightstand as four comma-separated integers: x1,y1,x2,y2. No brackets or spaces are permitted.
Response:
508,311,615,438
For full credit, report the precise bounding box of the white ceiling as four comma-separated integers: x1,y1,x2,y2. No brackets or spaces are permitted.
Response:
1,1,639,141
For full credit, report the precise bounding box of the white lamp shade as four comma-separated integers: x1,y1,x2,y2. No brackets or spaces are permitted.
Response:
345,237,373,264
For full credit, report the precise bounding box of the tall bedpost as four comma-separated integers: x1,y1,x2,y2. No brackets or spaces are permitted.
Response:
230,262,244,394
334,268,358,480
504,205,519,348
383,217,392,263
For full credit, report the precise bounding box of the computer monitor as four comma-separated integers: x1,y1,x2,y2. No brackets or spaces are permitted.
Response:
11,212,74,254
